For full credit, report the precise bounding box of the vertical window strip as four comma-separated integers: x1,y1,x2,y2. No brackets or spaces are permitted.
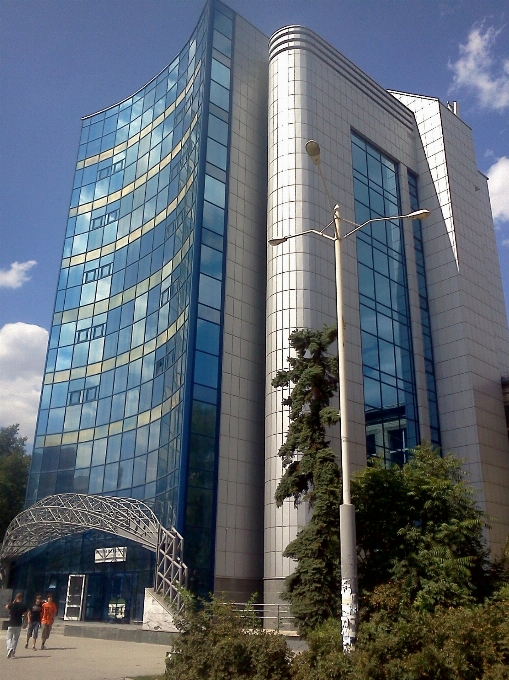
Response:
408,173,441,447
352,133,420,465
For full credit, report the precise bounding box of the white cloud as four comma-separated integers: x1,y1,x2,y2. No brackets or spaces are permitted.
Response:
0,260,37,289
0,323,48,447
450,25,509,110
487,156,509,225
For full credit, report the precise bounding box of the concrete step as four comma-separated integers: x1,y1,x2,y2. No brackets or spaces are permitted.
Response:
63,621,177,646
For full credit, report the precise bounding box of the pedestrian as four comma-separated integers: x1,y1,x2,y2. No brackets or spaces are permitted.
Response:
40,593,58,650
25,594,43,650
4,592,28,658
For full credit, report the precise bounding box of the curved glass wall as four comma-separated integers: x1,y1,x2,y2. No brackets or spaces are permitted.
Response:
25,0,235,596
352,133,420,464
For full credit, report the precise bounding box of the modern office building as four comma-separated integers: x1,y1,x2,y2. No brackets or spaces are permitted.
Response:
7,0,509,619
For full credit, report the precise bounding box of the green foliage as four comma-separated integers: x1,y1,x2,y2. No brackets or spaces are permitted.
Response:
0,424,30,540
489,537,509,592
272,326,341,633
293,588,509,679
291,444,509,678
164,414,509,678
269,321,505,676
291,618,347,680
352,442,490,612
165,594,292,680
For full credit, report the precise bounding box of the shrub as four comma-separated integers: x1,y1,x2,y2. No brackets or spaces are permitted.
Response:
165,595,293,680
292,587,509,680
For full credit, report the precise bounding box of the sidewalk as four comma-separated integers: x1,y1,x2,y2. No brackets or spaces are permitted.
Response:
0,621,167,680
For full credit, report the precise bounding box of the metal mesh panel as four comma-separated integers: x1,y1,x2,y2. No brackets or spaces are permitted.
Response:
155,524,187,611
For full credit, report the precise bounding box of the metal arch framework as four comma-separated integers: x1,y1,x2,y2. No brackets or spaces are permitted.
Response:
0,493,187,609
0,493,160,559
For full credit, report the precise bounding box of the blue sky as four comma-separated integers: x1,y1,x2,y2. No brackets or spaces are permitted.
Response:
1,0,508,444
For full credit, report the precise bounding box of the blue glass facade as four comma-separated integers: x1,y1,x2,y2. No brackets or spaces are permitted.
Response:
13,532,155,623
22,0,235,606
352,133,420,464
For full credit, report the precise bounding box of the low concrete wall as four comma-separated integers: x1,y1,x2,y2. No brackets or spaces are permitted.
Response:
143,588,178,632
62,619,306,652
64,622,177,646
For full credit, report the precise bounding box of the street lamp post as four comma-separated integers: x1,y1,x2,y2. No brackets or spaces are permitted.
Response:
269,139,429,650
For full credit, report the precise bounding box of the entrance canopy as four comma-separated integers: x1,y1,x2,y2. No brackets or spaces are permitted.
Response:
1,492,187,610
0,493,160,560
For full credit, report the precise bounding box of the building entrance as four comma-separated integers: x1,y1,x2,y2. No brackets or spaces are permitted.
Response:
64,574,86,620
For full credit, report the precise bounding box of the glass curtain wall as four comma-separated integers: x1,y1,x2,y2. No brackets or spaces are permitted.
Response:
13,532,154,623
184,1,234,594
352,133,419,464
24,0,234,598
29,8,209,525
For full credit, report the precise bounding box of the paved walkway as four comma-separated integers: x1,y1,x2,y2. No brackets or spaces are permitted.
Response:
0,622,167,680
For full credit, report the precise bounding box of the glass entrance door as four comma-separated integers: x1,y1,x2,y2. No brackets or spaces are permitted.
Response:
64,574,86,620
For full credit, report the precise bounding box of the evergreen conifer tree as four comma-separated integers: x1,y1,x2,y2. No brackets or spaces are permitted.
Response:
272,326,341,633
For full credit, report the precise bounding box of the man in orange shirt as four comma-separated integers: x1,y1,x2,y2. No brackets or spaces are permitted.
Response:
40,594,58,650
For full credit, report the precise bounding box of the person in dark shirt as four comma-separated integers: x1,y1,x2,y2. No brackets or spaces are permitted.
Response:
25,594,43,650
4,592,28,658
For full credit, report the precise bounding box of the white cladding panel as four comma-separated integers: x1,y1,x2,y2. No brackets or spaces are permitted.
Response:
213,15,268,601
392,92,509,550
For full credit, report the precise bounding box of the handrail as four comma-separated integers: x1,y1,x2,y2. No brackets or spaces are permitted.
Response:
232,602,296,633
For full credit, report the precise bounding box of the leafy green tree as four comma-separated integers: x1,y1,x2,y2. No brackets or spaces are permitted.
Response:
352,443,490,611
0,424,31,540
272,326,341,634
165,594,292,680
489,536,509,592
291,445,508,678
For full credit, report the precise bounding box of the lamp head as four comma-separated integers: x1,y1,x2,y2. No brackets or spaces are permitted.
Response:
305,140,321,166
268,236,288,246
406,209,430,220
